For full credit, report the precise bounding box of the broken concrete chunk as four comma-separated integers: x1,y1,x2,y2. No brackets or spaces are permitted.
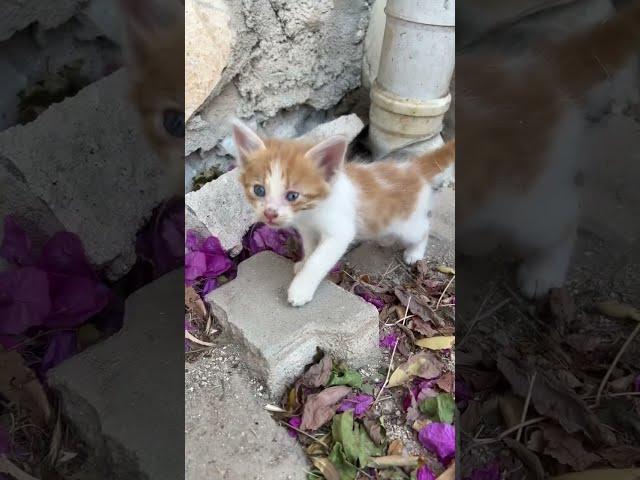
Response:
207,251,380,398
185,168,256,251
48,269,184,480
185,0,232,120
300,114,365,145
0,69,173,280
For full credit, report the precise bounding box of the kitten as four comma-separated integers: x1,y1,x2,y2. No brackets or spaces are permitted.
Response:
117,0,185,192
232,120,455,306
457,1,640,298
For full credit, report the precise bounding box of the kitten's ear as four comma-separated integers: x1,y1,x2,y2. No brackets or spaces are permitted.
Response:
305,136,348,181
117,0,182,59
231,119,266,166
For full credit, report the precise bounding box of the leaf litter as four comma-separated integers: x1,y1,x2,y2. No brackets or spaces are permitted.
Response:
260,257,457,479
457,278,640,478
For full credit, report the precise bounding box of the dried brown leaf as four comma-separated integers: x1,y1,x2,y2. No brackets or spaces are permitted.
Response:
498,393,524,430
300,386,352,431
302,355,333,388
362,415,385,446
437,463,455,480
395,287,445,327
387,439,404,456
600,446,640,468
549,288,576,324
436,372,454,393
311,457,340,480
0,348,51,427
503,437,545,480
497,353,614,445
542,425,600,471
388,351,444,387
185,286,207,322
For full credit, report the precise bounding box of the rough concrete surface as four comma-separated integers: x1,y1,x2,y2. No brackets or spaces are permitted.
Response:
207,251,380,398
0,0,84,41
186,353,308,480
185,168,256,251
49,270,184,480
0,69,173,279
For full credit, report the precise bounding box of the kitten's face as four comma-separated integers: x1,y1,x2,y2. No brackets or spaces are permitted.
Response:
232,121,347,227
119,0,184,168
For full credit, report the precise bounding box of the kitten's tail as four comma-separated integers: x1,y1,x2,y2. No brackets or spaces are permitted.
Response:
546,1,640,98
416,139,455,181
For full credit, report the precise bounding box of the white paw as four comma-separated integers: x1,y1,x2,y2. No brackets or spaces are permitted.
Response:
403,250,424,265
293,261,305,274
517,261,565,299
287,278,316,307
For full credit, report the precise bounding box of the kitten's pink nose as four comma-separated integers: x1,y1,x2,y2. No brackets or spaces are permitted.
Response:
264,208,279,222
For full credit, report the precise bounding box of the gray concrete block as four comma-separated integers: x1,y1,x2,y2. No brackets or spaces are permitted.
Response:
186,362,308,480
0,69,172,279
48,269,183,480
207,251,381,398
299,114,365,145
185,168,256,251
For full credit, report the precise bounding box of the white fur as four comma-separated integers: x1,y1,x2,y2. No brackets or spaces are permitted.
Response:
288,171,434,306
459,105,584,298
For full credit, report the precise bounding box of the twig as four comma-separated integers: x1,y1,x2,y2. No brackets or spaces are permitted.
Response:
374,298,408,405
184,330,214,347
279,422,331,450
473,417,546,447
436,275,455,310
595,321,640,406
516,372,537,442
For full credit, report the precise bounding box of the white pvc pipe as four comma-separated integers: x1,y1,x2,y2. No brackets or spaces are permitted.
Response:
369,0,455,157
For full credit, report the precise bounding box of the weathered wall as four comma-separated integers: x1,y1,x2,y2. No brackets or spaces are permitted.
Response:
185,0,372,191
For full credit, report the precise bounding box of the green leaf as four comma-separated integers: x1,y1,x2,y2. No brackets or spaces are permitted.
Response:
360,383,374,395
418,393,455,424
328,443,358,480
331,411,383,470
328,366,363,389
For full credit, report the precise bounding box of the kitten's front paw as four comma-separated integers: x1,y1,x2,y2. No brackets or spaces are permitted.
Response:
517,260,565,299
403,251,423,265
287,278,316,307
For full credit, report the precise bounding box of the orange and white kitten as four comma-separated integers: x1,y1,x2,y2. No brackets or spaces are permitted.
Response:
232,120,455,306
457,1,640,298
117,0,184,191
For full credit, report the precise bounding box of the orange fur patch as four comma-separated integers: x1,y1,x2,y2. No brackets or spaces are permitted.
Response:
347,141,455,235
239,139,331,211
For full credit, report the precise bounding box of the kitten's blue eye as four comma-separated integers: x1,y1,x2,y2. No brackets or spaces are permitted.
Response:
254,185,266,197
286,191,299,202
163,109,184,138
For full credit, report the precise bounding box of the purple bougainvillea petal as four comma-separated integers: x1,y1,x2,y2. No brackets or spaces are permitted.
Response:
337,394,374,418
379,334,398,349
39,232,93,276
185,251,207,284
44,274,110,327
0,216,33,266
288,416,302,438
204,254,233,279
244,223,302,261
201,236,225,256
355,286,385,311
418,423,455,465
634,375,640,392
41,331,77,373
465,461,500,480
200,277,219,296
185,230,200,251
0,267,51,334
416,465,436,480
